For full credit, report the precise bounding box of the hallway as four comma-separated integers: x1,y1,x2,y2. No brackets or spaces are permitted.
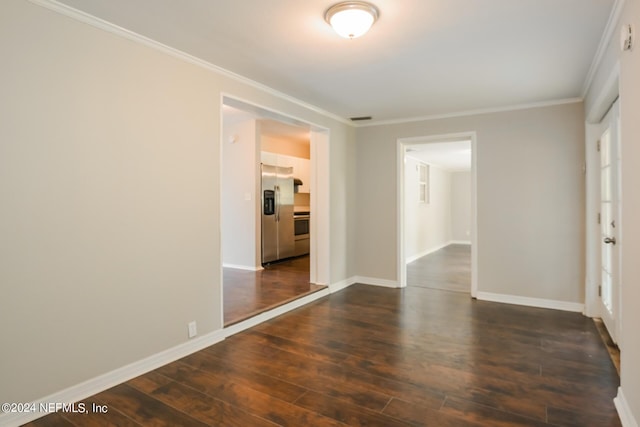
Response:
407,244,471,293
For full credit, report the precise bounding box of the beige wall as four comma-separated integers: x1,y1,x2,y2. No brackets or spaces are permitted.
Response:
356,102,585,302
0,0,355,405
585,1,640,424
618,1,640,419
330,124,358,284
404,159,452,259
222,119,259,269
451,171,472,242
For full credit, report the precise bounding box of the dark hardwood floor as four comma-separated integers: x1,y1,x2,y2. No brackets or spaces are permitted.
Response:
223,255,325,326
407,244,471,293
26,284,621,426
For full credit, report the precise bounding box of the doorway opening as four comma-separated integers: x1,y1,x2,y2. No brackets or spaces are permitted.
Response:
587,98,621,349
221,96,329,327
397,133,478,296
584,65,621,373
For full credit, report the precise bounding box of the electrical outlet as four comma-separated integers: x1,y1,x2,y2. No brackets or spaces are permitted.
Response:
188,321,197,338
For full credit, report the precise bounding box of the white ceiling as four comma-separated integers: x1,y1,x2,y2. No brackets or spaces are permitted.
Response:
406,140,471,171
55,0,615,124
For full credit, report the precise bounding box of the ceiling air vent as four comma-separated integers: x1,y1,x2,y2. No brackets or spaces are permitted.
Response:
350,116,372,122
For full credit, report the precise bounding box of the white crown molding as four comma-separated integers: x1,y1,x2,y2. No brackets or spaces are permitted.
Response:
359,98,584,127
0,329,225,427
581,0,626,98
477,292,585,312
27,0,352,127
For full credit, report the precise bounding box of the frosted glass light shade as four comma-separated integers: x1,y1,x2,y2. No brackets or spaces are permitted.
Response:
325,2,379,39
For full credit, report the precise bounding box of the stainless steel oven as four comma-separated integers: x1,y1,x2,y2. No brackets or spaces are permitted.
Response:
293,213,310,256
294,214,310,238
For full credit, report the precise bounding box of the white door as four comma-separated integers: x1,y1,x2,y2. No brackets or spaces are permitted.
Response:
598,100,620,343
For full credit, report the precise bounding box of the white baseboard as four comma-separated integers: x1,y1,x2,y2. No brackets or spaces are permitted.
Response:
354,276,400,288
0,329,226,427
222,263,263,271
476,292,584,312
449,240,471,245
223,288,330,337
615,387,639,427
329,276,357,293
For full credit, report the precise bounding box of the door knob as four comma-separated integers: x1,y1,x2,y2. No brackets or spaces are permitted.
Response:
604,237,617,245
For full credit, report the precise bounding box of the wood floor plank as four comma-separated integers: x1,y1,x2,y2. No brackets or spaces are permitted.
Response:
446,387,547,422
546,405,623,427
149,380,279,427
540,356,618,385
224,255,326,325
201,338,394,411
383,397,481,427
178,349,308,403
241,329,351,365
22,412,77,427
96,383,209,427
441,397,549,427
156,359,348,427
126,369,278,426
60,401,142,427
126,371,174,394
293,390,412,427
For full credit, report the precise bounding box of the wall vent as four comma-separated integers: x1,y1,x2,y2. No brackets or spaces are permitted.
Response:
350,116,372,121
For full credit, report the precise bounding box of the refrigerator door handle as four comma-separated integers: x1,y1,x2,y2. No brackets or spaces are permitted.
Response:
275,185,280,222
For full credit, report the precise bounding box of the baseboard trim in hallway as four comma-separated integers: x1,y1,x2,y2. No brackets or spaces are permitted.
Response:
614,387,639,427
477,291,585,312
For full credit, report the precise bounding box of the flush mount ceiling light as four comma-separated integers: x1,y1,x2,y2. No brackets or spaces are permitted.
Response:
325,1,379,39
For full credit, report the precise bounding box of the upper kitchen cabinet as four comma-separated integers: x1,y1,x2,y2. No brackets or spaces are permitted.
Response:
261,152,310,194
293,157,310,193
259,118,311,194
261,151,278,166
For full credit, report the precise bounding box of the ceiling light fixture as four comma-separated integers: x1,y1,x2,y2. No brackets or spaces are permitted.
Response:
325,1,379,39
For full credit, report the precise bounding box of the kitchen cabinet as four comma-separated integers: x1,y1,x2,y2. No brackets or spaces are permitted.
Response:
295,157,310,193
261,151,278,166
261,152,310,193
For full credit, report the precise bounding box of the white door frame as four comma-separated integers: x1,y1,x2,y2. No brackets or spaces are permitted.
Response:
397,132,478,297
219,95,331,328
598,101,621,342
584,63,622,345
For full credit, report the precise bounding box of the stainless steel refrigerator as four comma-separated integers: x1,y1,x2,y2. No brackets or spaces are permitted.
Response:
261,164,295,264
